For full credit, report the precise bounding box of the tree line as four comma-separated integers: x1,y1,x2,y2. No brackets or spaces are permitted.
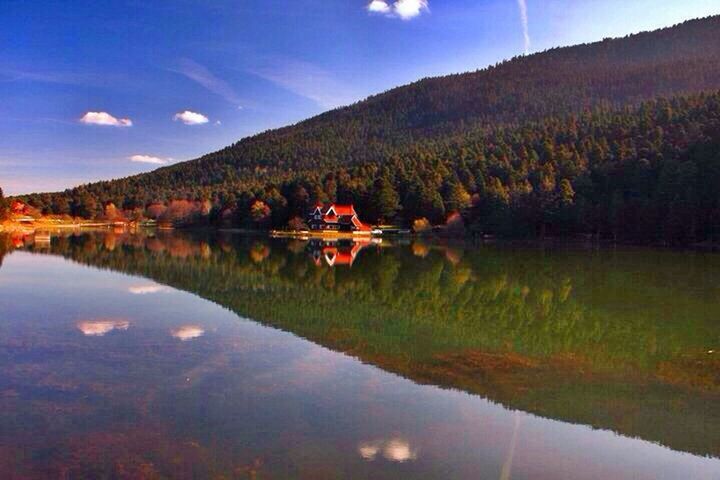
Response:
12,91,720,245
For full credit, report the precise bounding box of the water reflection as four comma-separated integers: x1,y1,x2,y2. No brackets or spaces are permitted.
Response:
171,325,205,341
307,238,379,267
1,231,720,478
358,438,418,462
500,412,523,480
128,284,169,295
76,319,130,336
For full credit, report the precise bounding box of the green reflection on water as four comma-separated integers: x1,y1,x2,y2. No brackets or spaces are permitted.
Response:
9,231,720,458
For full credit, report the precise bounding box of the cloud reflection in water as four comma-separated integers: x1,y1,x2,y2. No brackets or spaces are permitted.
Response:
128,285,169,295
77,319,130,336
171,325,205,341
358,437,418,462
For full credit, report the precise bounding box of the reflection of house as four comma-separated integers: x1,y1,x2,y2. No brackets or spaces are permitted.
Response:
307,204,372,233
309,239,372,267
34,232,51,247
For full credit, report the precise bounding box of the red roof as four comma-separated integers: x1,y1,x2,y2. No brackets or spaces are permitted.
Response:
321,243,365,266
312,240,371,267
311,203,372,230
322,247,354,266
328,204,356,216
351,215,372,231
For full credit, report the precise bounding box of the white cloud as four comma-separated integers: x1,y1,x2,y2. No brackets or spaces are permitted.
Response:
393,0,428,19
517,0,531,55
367,0,428,19
173,110,209,125
367,0,391,13
77,319,130,336
172,58,243,107
171,325,205,341
129,155,172,165
79,111,133,127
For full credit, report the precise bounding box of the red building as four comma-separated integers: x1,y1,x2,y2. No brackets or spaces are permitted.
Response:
307,204,372,233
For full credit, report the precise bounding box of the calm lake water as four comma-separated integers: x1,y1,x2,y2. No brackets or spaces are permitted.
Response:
0,231,719,479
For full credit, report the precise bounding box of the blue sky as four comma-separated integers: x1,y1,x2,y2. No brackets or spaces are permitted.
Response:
2,0,719,195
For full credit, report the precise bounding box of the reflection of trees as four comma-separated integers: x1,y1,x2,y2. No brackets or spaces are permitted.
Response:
0,235,9,269
24,231,720,457
29,232,720,370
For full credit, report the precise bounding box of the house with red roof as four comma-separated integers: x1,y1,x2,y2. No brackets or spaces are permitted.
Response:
307,204,372,233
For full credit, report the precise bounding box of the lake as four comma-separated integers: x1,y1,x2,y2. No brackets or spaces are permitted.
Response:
0,231,718,479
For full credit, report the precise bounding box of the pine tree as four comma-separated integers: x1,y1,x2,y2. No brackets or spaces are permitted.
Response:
373,176,401,223
443,178,472,213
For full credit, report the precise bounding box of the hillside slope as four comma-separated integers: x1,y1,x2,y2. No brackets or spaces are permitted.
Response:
18,15,720,243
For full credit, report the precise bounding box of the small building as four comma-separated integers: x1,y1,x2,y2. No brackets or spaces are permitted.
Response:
307,203,372,233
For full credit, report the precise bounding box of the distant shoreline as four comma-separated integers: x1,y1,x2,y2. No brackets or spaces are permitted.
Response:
4,221,720,251
0,219,136,234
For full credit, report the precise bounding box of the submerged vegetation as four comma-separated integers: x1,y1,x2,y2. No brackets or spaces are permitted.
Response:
13,231,720,457
9,16,720,244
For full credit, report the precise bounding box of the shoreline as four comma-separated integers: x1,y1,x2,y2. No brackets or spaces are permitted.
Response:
4,222,720,250
0,220,141,234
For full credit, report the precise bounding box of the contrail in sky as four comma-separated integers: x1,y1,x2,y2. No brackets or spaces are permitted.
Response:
516,0,531,55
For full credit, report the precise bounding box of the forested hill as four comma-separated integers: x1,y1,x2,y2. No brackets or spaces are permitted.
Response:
16,15,720,244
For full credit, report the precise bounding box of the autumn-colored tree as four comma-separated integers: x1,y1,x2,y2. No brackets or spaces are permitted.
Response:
159,200,203,225
413,217,432,233
103,202,125,222
146,203,167,220
287,216,308,231
443,178,472,214
250,200,272,226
